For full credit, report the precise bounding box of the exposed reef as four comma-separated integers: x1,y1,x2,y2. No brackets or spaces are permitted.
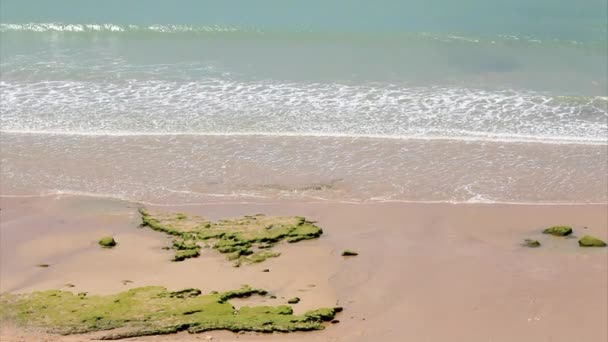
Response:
139,209,323,266
0,286,340,339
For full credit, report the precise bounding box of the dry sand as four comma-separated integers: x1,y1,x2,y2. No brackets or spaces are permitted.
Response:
1,195,607,342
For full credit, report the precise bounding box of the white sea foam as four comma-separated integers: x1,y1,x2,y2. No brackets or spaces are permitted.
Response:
1,190,606,207
1,129,606,146
1,80,606,145
0,23,243,33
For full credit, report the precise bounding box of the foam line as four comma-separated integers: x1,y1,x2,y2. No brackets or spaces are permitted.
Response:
2,129,606,146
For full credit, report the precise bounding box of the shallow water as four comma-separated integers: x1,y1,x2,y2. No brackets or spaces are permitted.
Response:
2,134,606,204
1,0,606,204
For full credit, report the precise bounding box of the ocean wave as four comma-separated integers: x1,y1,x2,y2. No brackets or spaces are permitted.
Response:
0,22,600,47
0,23,244,33
1,80,606,145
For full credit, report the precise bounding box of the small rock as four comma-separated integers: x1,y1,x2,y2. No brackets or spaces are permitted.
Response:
331,320,340,324
341,250,358,256
262,269,270,272
36,264,50,268
542,226,572,236
578,235,607,247
287,297,300,304
98,236,117,248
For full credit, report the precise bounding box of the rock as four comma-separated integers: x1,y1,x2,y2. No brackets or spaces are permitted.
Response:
542,226,572,236
287,297,300,304
262,269,270,272
578,235,607,247
98,236,117,248
36,264,50,268
341,250,358,256
522,239,541,247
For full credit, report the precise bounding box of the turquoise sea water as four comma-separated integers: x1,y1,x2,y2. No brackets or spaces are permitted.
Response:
1,1,607,204
1,0,607,142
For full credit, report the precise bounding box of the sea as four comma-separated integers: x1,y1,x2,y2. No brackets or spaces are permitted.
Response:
1,0,607,205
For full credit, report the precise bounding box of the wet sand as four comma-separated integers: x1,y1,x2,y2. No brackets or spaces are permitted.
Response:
1,195,607,342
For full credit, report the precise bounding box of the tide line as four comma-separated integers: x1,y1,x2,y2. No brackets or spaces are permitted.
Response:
2,129,607,146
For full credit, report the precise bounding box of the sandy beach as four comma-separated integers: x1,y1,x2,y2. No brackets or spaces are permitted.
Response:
2,1,607,341
1,195,606,342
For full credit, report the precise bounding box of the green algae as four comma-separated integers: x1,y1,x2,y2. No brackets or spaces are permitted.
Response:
139,209,322,266
578,235,607,247
173,249,200,262
0,285,340,339
98,237,117,248
542,226,573,236
522,239,541,248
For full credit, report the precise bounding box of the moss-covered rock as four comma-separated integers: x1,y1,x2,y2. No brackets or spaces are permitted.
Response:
341,250,358,256
173,249,200,262
304,308,339,322
542,226,573,236
578,235,607,247
0,286,340,339
522,239,541,248
139,209,322,266
98,237,117,248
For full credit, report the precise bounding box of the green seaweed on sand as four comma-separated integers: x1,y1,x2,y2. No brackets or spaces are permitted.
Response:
139,209,322,266
0,285,340,339
542,226,573,236
98,237,117,248
578,235,607,247
522,239,541,247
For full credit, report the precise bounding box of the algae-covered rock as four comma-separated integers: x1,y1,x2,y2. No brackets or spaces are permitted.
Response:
0,286,340,338
98,236,117,248
522,239,541,248
304,308,338,322
341,250,358,256
139,209,322,265
578,235,607,247
173,249,200,262
542,226,573,236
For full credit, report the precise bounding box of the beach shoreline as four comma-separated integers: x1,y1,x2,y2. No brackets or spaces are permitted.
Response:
1,195,606,341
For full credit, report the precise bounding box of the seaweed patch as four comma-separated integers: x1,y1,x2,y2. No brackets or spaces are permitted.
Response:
139,209,323,266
